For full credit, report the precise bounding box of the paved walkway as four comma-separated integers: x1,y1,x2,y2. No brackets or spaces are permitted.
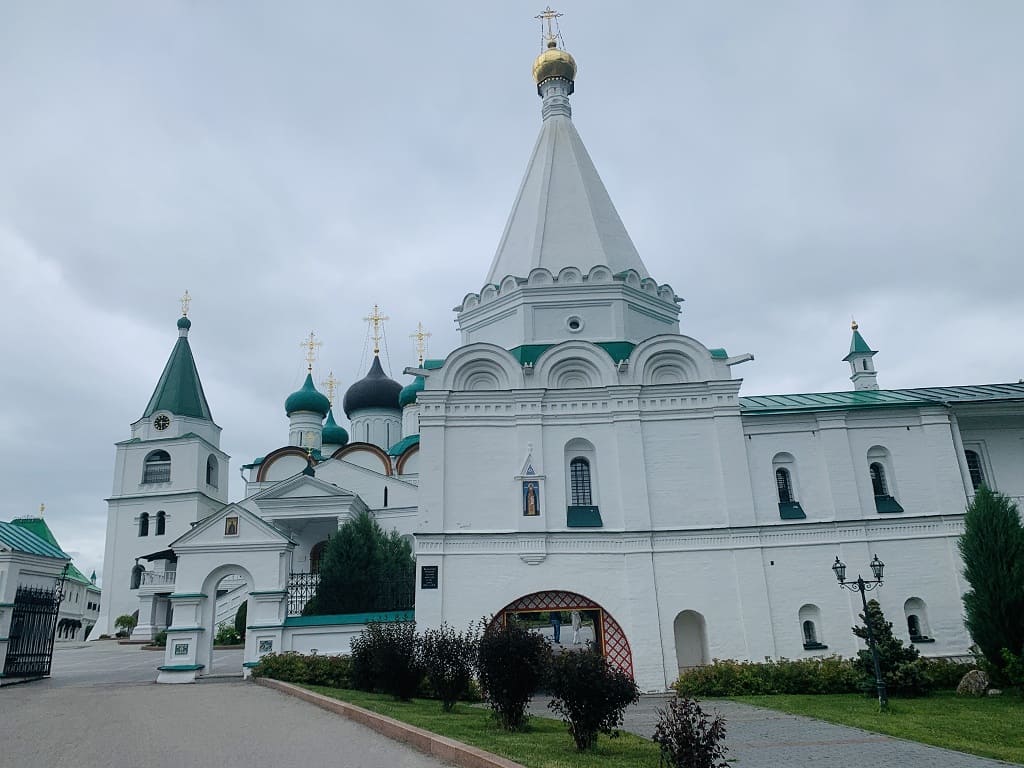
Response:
3,672,448,768
531,693,1013,767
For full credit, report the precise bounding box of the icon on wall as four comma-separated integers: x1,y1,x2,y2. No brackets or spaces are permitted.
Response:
522,480,540,516
224,516,239,536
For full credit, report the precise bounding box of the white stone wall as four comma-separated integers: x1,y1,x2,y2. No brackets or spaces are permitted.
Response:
348,408,402,452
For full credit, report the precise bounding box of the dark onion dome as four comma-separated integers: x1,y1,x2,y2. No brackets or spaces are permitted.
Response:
322,408,349,446
285,373,331,417
398,375,425,408
177,316,192,330
343,355,402,417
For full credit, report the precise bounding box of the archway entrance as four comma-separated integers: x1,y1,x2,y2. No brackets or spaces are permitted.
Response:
198,565,253,676
491,590,634,678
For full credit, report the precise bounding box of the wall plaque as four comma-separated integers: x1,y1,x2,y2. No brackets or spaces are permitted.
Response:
174,642,189,656
420,565,439,590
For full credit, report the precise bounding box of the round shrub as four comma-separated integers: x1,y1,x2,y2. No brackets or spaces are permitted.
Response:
350,621,424,700
421,623,481,711
478,619,551,730
654,696,728,768
547,649,640,751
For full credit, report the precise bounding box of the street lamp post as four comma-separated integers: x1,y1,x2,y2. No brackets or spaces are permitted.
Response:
833,554,888,710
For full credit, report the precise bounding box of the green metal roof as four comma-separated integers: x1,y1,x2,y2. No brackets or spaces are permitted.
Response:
9,518,89,582
709,348,729,360
0,520,68,560
142,325,213,420
842,328,876,361
508,341,637,366
399,376,425,408
741,383,1024,416
285,373,331,417
387,434,420,456
321,408,349,446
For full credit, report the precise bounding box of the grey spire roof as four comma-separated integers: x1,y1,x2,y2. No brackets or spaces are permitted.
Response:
485,78,649,284
142,318,213,420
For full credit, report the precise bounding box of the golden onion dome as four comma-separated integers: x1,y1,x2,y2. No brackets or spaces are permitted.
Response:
532,40,577,86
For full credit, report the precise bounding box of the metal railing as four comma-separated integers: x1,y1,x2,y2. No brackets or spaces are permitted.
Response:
286,572,414,617
139,571,176,586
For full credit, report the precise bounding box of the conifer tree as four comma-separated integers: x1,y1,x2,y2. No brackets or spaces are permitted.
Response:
305,509,414,615
852,599,927,696
958,487,1024,674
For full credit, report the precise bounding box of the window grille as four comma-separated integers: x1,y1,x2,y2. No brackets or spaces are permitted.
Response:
964,450,985,490
143,451,171,484
775,468,794,503
869,462,888,496
802,620,817,645
569,458,592,506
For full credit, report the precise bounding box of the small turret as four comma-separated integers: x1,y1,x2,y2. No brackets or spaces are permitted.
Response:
843,320,879,391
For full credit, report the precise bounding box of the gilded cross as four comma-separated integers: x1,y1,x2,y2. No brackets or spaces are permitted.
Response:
301,330,322,372
535,6,563,45
180,289,192,316
321,370,339,405
39,502,45,517
364,304,389,355
410,322,431,366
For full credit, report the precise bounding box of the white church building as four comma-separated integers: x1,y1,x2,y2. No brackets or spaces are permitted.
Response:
93,29,1024,691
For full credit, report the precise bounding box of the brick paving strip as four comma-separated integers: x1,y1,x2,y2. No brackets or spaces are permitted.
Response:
256,678,526,768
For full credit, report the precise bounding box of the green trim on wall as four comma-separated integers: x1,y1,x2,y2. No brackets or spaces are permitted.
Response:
248,590,287,597
778,501,806,520
874,495,905,514
508,341,637,367
168,593,208,599
157,664,205,672
246,624,285,630
283,610,415,628
0,602,15,608
242,661,260,668
165,626,205,632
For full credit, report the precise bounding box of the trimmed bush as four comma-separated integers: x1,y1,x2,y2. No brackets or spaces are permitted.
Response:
350,621,423,700
234,601,247,640
152,630,167,647
421,623,480,711
675,657,860,697
251,651,351,688
478,619,552,730
547,650,640,751
653,696,728,768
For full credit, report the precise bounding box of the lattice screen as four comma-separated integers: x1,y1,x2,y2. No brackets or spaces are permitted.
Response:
491,590,634,679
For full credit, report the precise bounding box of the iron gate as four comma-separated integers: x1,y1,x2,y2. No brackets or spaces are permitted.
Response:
3,584,62,679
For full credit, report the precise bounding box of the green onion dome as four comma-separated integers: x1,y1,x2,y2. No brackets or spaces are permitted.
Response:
398,375,425,408
285,373,331,417
177,316,192,330
342,355,402,417
321,408,349,446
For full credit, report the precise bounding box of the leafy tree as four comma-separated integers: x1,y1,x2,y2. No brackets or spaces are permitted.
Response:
852,599,928,696
959,487,1024,677
306,510,414,615
547,649,640,751
114,614,137,637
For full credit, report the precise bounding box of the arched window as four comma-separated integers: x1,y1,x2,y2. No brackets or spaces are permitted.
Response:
569,458,592,506
799,604,826,650
206,455,218,487
142,450,171,484
138,512,149,537
155,511,166,536
964,450,985,490
130,564,144,590
869,462,888,496
802,620,817,645
904,597,931,641
309,540,328,574
775,468,794,504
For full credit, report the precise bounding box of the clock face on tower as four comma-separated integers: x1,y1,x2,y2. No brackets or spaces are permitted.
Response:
154,415,170,431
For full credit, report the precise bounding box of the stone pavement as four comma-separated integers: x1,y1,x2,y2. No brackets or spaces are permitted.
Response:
530,693,1014,767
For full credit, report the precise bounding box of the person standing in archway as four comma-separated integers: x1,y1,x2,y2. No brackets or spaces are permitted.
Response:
571,610,582,645
549,611,562,644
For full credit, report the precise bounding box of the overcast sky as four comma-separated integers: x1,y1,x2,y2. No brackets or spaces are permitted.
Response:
2,2,1022,584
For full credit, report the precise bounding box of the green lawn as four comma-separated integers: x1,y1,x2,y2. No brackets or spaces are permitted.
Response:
732,692,1024,764
305,686,662,768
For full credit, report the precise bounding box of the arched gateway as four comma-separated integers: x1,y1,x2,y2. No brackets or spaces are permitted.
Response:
490,590,634,678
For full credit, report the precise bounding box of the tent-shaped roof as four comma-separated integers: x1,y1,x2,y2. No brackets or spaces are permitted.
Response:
0,520,68,560
142,319,213,420
9,517,89,582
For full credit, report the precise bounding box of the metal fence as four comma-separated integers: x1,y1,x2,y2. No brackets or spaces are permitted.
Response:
286,572,414,617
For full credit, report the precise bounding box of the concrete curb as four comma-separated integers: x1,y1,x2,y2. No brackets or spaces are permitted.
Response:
256,678,526,768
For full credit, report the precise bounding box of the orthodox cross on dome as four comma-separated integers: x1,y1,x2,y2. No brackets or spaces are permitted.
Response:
536,6,564,47
301,330,322,372
410,322,431,366
39,502,45,517
321,370,339,405
180,289,191,317
364,304,389,356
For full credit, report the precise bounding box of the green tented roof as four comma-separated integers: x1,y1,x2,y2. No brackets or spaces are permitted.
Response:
0,520,68,560
842,329,876,361
142,334,213,420
508,341,637,366
9,518,90,582
709,348,729,360
388,434,420,456
740,383,1024,416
